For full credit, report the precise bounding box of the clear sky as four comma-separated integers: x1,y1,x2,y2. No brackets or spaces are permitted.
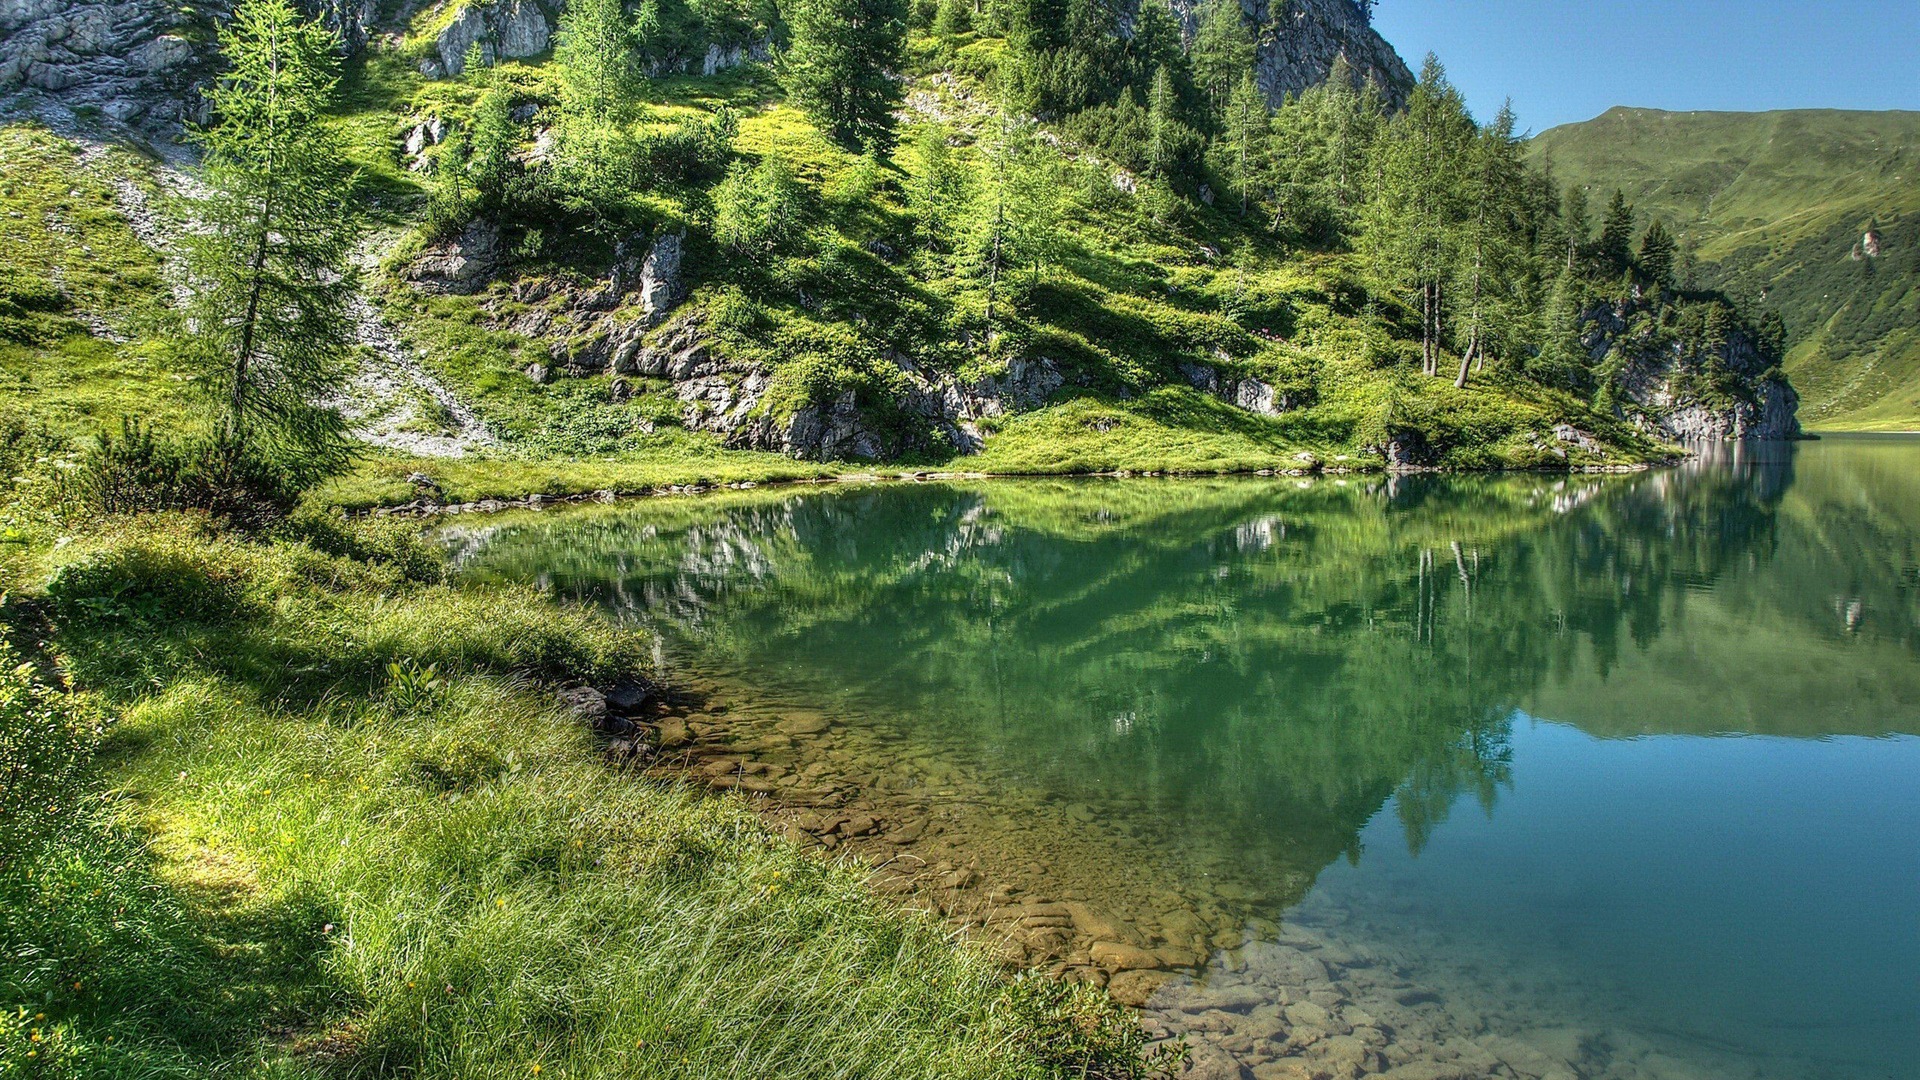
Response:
1369,0,1920,135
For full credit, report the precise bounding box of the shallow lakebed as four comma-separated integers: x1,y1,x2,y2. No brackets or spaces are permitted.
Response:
447,437,1920,1080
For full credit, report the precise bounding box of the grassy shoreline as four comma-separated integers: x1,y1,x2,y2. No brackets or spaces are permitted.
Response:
0,513,1162,1078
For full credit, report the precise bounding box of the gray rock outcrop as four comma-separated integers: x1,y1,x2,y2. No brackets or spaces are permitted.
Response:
404,219,503,294
423,0,553,78
1168,0,1413,108
0,0,208,133
1587,300,1801,443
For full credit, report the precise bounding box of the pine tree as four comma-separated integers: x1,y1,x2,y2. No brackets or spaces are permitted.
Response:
467,67,516,217
1560,184,1590,272
554,0,639,123
1595,189,1635,278
552,0,642,211
1146,64,1183,178
712,152,804,254
181,0,357,482
1452,101,1527,387
1190,0,1254,116
906,124,968,251
1361,54,1474,377
968,113,1060,345
783,0,909,151
1221,71,1269,216
1637,218,1677,291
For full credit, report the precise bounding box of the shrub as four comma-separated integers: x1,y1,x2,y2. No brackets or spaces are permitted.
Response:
67,421,311,531
635,108,739,187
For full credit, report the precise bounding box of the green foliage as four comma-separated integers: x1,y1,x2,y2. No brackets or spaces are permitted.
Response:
1637,219,1677,290
0,646,97,855
782,0,909,151
385,658,450,710
713,152,806,253
68,420,312,531
1,512,1160,1078
183,0,358,481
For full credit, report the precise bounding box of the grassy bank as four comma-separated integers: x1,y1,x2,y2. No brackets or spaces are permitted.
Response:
0,513,1156,1078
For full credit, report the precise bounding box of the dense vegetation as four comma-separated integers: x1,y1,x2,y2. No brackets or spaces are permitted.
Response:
359,0,1753,476
0,0,1818,1074
1534,107,1919,429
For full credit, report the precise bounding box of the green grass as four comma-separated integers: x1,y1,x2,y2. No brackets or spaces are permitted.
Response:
0,513,1157,1078
1532,107,1920,429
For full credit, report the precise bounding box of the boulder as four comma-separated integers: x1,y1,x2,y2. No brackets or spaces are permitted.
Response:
406,220,502,295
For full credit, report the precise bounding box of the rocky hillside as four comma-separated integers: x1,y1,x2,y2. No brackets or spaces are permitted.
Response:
1534,108,1919,430
1,0,1802,498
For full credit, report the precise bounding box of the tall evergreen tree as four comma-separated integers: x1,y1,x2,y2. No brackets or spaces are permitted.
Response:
1221,71,1269,216
1595,189,1635,277
554,0,639,122
1146,64,1182,178
1362,54,1474,377
1190,0,1254,115
1560,184,1590,272
906,123,968,251
783,0,908,151
1453,101,1527,387
969,113,1061,344
1637,218,1677,291
181,0,357,480
552,0,642,211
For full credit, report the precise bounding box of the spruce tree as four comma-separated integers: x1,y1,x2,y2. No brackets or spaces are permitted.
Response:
467,68,516,218
1222,71,1269,216
906,124,968,251
1361,54,1474,377
1453,102,1527,387
552,0,642,212
783,0,909,151
1190,0,1254,115
181,0,357,482
1596,189,1635,278
1637,219,1677,291
1561,184,1590,272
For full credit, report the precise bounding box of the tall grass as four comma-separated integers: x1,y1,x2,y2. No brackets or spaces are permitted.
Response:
1,514,1157,1078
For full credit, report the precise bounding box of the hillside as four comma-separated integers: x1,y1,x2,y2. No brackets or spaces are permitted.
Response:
1533,107,1920,430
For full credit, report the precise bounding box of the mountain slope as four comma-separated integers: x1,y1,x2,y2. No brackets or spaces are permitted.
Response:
1533,107,1920,430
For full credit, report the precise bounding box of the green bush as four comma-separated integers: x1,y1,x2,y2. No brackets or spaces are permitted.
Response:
67,421,313,531
0,645,98,854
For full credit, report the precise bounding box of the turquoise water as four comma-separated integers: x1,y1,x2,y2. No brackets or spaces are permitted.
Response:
450,437,1920,1079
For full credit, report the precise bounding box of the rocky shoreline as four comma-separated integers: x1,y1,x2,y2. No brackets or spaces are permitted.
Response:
554,667,1750,1080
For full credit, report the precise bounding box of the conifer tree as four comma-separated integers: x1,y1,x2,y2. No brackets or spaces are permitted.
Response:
1637,218,1677,291
969,113,1060,344
1190,0,1254,115
552,0,642,212
1453,102,1527,387
467,63,516,217
1596,189,1635,277
1362,55,1474,377
906,124,968,251
783,0,908,151
1221,71,1269,216
1146,64,1181,178
181,0,357,481
1561,184,1590,272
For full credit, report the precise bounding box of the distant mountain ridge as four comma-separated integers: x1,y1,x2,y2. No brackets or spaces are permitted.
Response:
1531,107,1920,430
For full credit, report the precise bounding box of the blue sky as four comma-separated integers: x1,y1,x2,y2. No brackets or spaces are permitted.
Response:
1369,0,1920,134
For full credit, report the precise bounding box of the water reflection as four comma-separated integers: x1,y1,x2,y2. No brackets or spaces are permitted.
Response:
449,437,1920,1080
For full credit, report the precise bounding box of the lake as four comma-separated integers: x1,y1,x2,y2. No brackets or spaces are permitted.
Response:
447,436,1920,1080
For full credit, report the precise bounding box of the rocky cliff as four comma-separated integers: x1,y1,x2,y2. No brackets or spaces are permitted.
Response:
1169,0,1412,106
1589,299,1801,443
